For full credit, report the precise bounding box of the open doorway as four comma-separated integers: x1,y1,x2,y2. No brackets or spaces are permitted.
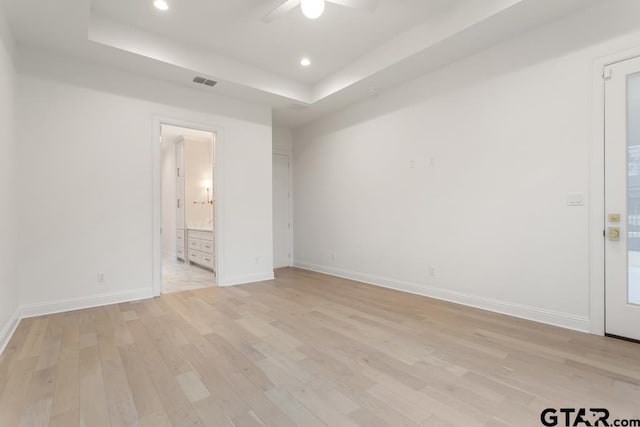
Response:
161,124,217,293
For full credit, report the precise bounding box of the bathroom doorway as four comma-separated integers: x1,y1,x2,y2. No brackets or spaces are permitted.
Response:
160,124,217,293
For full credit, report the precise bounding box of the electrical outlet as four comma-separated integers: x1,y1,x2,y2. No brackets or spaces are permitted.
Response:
429,266,436,276
254,257,260,265
330,252,337,262
97,272,105,283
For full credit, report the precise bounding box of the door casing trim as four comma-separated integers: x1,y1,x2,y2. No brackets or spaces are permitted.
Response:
152,116,225,296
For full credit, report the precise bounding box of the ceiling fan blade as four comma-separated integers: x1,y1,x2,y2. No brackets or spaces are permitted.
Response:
327,0,379,12
261,0,301,23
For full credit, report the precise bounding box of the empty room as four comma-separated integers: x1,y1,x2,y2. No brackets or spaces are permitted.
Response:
1,0,640,426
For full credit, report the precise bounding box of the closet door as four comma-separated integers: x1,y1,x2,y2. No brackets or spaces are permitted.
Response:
176,177,185,229
176,140,185,230
176,140,184,177
273,153,291,268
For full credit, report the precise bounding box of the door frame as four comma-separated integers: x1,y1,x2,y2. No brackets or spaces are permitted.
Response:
591,46,640,335
273,148,294,267
152,116,225,296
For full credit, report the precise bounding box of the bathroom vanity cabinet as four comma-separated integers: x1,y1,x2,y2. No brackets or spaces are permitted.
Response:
187,228,215,271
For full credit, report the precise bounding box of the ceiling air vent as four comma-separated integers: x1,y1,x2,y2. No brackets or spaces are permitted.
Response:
193,76,218,87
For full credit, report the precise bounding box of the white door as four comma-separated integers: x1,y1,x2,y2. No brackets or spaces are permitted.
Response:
176,140,185,230
273,153,291,268
605,56,640,341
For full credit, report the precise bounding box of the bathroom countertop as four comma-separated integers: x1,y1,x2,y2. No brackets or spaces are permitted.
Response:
187,226,214,232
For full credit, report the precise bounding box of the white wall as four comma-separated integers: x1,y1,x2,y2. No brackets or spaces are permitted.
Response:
273,125,293,152
0,2,18,349
293,2,640,333
16,48,273,312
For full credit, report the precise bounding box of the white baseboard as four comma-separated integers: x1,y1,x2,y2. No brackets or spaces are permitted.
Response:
0,288,154,357
0,308,20,356
294,261,591,333
219,272,275,287
19,288,154,319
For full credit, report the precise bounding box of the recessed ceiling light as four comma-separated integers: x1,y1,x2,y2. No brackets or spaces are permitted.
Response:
300,57,311,67
153,0,169,11
301,0,325,19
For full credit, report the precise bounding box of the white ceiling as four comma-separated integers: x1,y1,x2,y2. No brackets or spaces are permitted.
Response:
2,0,606,128
90,0,453,84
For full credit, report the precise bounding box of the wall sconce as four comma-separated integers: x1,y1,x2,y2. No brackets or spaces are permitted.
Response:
194,186,214,205
205,187,213,205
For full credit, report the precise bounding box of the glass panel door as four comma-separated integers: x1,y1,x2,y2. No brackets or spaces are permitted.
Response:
628,72,640,305
605,56,640,341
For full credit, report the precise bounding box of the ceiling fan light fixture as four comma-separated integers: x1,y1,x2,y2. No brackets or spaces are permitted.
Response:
301,0,325,19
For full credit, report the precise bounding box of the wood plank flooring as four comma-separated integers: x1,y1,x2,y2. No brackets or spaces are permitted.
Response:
1,267,640,426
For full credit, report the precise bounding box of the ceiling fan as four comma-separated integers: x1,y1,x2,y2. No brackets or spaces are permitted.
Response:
261,0,379,23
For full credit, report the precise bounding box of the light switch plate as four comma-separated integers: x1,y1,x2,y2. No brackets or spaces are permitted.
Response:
567,192,584,206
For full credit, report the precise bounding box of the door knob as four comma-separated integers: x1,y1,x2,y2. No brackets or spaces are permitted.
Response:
608,227,620,241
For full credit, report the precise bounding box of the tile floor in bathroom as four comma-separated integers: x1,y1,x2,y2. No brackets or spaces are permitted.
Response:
162,254,215,293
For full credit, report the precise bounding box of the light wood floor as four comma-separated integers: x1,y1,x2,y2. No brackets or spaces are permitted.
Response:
1,268,639,427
